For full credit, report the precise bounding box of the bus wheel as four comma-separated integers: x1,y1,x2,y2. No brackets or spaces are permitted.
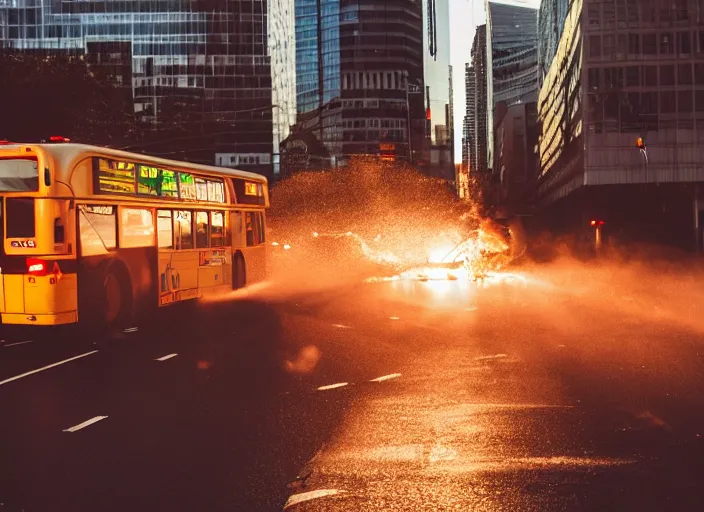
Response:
232,254,246,290
101,266,131,329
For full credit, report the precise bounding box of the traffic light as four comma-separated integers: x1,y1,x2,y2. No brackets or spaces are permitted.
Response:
636,137,645,150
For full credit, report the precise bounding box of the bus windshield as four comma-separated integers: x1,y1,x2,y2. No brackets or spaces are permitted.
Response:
0,158,39,192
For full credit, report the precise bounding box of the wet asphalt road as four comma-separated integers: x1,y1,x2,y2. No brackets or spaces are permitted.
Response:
2,265,704,511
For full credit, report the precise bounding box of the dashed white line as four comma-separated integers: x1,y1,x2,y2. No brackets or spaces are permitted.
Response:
63,416,108,433
3,340,33,348
155,353,178,362
370,373,401,383
331,324,351,329
389,316,400,320
284,489,345,509
123,327,139,333
317,382,348,391
0,350,99,387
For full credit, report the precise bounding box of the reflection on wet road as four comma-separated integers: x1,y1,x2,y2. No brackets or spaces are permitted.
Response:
2,260,704,511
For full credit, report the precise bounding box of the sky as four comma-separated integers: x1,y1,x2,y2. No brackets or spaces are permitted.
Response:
449,0,541,163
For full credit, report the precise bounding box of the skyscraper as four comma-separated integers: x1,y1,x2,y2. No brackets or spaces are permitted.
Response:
486,0,539,172
0,0,293,181
463,63,477,173
537,0,570,86
291,0,424,166
471,24,488,176
422,0,453,178
538,0,704,249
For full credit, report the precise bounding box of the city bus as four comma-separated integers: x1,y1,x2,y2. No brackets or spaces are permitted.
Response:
0,140,268,329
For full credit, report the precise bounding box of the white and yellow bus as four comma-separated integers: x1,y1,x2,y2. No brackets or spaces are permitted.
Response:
0,140,268,329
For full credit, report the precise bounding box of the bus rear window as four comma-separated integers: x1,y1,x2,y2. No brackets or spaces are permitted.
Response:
6,197,35,238
0,158,39,192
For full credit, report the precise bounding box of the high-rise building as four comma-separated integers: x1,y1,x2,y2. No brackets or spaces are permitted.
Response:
538,0,704,249
293,0,341,157
0,0,293,182
463,63,477,173
421,0,453,178
291,0,424,167
269,0,298,177
486,1,538,172
472,24,489,176
537,0,570,85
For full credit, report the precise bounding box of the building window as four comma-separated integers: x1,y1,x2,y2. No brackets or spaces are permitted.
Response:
643,65,658,86
695,63,704,83
588,67,601,89
695,90,704,112
678,91,693,113
661,91,676,114
660,65,675,86
628,33,639,54
659,33,674,55
625,66,639,86
678,63,693,85
678,31,691,55
589,36,601,58
643,34,657,55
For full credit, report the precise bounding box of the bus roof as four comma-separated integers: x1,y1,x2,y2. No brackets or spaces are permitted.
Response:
4,143,268,184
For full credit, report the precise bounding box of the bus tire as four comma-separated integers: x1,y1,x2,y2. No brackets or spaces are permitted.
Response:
232,253,246,290
99,262,133,330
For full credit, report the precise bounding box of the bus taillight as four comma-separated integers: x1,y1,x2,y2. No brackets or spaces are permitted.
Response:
26,257,48,276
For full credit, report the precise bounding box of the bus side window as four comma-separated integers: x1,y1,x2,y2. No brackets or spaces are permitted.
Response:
245,211,255,247
120,208,155,248
211,211,224,247
174,211,193,250
157,210,173,249
79,205,117,256
257,212,266,244
195,211,209,248
231,211,242,248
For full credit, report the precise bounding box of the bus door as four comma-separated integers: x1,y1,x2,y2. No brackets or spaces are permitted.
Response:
243,210,267,282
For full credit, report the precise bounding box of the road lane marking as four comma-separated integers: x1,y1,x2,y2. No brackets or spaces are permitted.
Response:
331,324,351,329
370,373,401,383
284,489,345,509
317,382,348,391
3,340,33,347
389,316,400,320
123,327,139,333
155,353,178,362
63,416,108,433
475,353,508,362
0,350,99,387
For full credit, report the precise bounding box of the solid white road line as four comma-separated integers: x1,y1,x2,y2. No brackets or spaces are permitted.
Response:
3,340,33,348
0,350,99,387
317,382,349,391
284,489,345,509
155,353,178,362
370,373,401,383
63,416,108,433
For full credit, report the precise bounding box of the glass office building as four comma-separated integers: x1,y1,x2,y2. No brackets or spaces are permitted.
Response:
0,0,294,181
486,0,538,170
293,0,424,164
294,0,342,156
